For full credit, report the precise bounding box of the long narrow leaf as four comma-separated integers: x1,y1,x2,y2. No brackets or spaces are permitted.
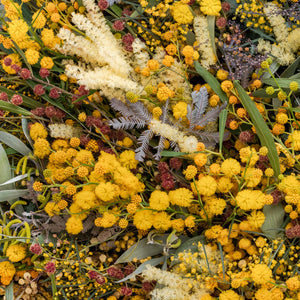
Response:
194,62,228,103
0,174,28,187
160,150,188,157
281,56,300,78
116,256,165,283
22,117,33,146
0,131,31,156
262,78,300,89
0,190,29,202
0,100,32,116
234,81,280,177
219,109,228,154
0,144,12,189
115,237,164,264
0,86,40,109
5,282,14,299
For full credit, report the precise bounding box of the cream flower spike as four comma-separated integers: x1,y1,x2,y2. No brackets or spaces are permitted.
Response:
56,0,143,100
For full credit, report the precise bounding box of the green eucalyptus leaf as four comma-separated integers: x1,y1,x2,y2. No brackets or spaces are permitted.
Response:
161,150,188,157
234,81,280,177
0,174,28,187
0,86,40,109
261,203,285,239
252,89,274,98
116,256,165,283
219,109,228,154
0,100,32,116
186,30,196,46
5,281,14,299
281,56,300,78
170,235,205,267
262,78,300,89
0,131,31,156
115,237,164,264
249,27,276,42
0,144,11,189
0,190,29,202
194,62,228,103
272,98,282,110
22,117,33,146
261,61,280,79
173,235,205,256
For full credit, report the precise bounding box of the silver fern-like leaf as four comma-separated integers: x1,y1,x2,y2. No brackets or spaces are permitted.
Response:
170,140,180,152
127,101,152,122
160,99,169,123
135,129,154,161
109,98,135,118
108,117,146,130
195,102,227,128
153,135,166,160
189,87,209,128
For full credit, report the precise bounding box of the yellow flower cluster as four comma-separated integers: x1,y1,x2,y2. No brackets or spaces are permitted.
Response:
0,261,16,286
133,187,195,232
29,122,147,235
0,1,61,72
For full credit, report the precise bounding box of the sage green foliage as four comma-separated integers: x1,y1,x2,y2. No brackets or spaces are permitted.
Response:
233,80,280,177
261,203,285,239
194,61,228,103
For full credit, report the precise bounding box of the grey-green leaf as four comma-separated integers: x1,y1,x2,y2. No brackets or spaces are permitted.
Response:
194,62,228,103
262,78,300,89
219,109,228,154
5,281,14,299
261,203,285,239
116,256,165,283
161,150,188,157
0,144,11,189
0,86,40,109
115,238,164,264
261,61,280,79
0,131,31,156
234,81,280,177
0,174,28,187
22,117,33,146
0,190,29,202
0,100,32,116
252,89,274,98
281,56,300,78
171,235,205,266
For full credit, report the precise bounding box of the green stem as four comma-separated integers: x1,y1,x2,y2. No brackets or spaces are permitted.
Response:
51,274,58,300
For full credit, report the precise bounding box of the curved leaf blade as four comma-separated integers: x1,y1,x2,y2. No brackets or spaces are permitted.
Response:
115,237,164,264
0,144,11,188
0,100,32,116
234,80,280,177
0,131,31,156
0,190,29,202
261,203,285,239
219,109,228,154
194,61,228,103
116,256,165,283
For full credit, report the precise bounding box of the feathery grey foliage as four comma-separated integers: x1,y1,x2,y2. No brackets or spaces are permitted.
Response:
153,136,166,160
135,129,154,161
108,96,227,161
195,102,227,128
108,117,147,130
189,87,209,128
109,98,152,121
